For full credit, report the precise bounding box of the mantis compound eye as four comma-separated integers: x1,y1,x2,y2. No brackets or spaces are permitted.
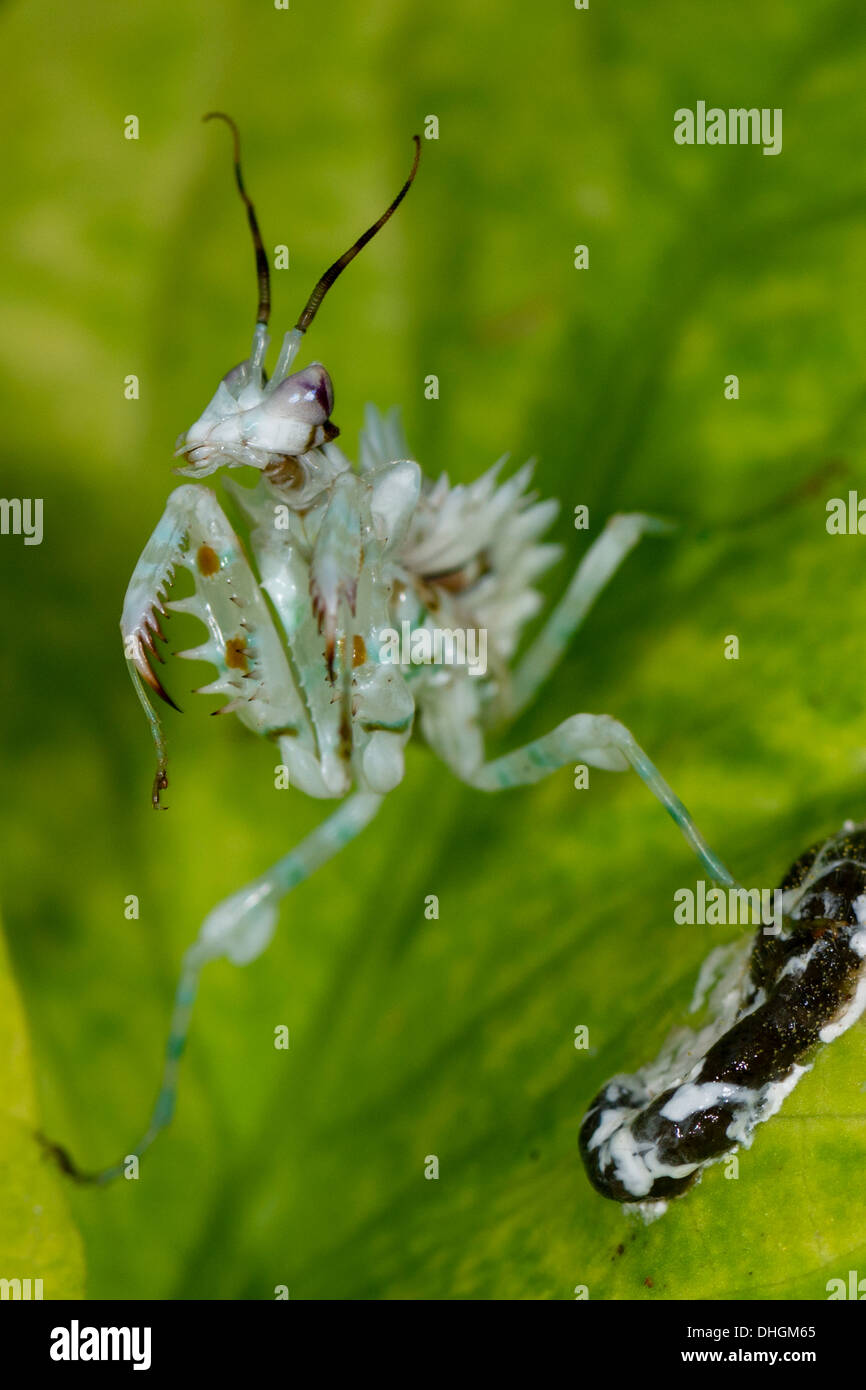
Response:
265,364,334,423
220,360,260,394
260,363,339,450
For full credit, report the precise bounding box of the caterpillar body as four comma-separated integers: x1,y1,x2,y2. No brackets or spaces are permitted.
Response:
579,823,866,1207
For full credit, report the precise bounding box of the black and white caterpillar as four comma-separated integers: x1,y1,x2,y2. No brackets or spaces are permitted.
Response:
579,823,866,1207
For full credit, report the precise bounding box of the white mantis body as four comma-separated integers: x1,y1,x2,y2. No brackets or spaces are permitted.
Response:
53,116,735,1184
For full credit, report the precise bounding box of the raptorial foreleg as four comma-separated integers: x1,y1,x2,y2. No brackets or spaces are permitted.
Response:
121,483,313,803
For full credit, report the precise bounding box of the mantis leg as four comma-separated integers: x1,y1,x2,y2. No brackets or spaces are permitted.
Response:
121,483,316,805
507,513,671,719
82,792,382,1184
465,711,737,887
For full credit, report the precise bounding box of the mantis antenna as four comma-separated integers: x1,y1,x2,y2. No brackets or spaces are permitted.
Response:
294,134,421,334
204,111,271,327
205,116,419,378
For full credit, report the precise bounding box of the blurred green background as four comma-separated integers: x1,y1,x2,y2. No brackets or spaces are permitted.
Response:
2,0,866,1300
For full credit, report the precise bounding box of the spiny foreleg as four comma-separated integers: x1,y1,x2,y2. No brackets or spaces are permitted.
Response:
121,483,313,804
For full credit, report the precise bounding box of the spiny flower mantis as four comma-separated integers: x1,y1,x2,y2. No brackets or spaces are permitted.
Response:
46,114,734,1184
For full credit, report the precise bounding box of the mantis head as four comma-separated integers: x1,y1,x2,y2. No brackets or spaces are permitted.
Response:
174,113,419,502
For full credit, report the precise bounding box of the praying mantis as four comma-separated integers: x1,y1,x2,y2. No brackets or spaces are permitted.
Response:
47,114,734,1184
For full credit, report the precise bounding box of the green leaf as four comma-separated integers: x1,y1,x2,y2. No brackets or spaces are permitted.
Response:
2,0,866,1300
0,919,84,1299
